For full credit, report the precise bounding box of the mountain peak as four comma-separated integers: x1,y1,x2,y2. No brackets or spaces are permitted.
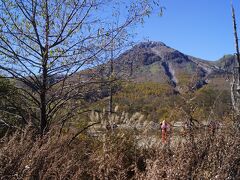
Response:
136,41,166,48
113,40,228,93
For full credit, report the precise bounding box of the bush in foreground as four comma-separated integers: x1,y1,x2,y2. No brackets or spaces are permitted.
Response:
0,124,239,179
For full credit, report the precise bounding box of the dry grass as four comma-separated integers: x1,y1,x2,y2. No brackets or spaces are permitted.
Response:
137,128,240,180
0,119,239,179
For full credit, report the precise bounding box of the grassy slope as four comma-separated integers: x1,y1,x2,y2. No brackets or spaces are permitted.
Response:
92,75,232,124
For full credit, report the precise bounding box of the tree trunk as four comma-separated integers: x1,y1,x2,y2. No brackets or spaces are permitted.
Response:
40,62,48,134
231,4,240,129
108,32,114,114
40,0,49,135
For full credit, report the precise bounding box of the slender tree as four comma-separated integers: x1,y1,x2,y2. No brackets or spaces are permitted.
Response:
231,3,240,128
108,32,114,114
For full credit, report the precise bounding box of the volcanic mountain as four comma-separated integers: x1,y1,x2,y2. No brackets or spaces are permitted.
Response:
82,41,234,121
110,41,234,93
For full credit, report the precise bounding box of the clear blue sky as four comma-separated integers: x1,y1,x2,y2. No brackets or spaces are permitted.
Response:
136,0,240,61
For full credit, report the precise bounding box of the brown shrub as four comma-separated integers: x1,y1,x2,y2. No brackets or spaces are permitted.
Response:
0,125,239,179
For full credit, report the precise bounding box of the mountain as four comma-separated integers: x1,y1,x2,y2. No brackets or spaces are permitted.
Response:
112,41,233,93
88,41,234,123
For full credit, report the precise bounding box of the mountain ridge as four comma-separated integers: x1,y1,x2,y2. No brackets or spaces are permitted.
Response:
112,41,234,93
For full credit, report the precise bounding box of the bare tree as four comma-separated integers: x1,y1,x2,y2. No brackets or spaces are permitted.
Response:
98,16,136,115
231,3,240,128
106,28,129,114
0,0,160,135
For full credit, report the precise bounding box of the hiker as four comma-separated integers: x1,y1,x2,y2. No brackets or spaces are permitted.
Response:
160,120,170,143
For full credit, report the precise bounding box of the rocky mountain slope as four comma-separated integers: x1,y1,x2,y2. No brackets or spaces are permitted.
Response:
112,41,234,93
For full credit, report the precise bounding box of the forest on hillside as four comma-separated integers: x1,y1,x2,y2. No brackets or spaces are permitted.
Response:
0,0,240,179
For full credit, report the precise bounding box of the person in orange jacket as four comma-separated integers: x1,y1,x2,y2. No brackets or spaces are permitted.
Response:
160,120,170,143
